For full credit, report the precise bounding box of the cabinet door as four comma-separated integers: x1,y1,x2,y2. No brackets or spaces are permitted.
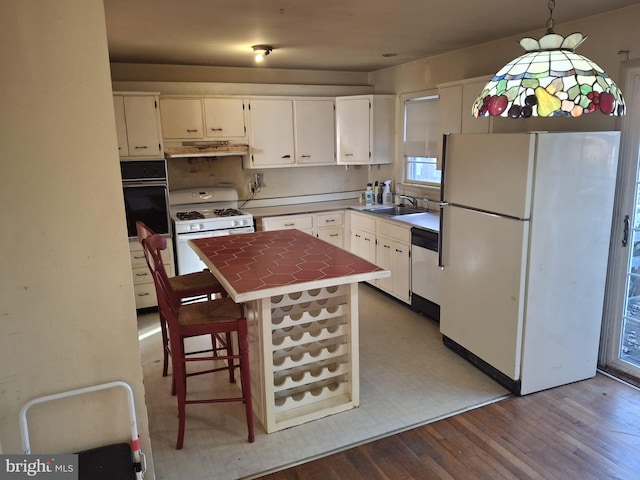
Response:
317,227,343,248
122,96,163,157
160,98,204,139
377,236,410,302
391,240,411,302
203,98,246,138
461,80,490,134
113,96,129,156
294,99,335,165
248,99,295,167
437,84,463,169
336,97,371,164
351,227,376,264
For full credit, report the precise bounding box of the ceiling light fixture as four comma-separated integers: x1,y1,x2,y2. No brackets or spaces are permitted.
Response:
252,45,273,63
473,0,625,119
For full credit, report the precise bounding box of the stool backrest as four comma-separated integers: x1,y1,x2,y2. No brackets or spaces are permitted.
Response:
144,233,181,316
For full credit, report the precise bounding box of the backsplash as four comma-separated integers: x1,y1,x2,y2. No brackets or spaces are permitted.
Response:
166,155,382,201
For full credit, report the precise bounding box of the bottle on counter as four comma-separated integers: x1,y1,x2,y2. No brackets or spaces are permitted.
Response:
365,183,374,205
376,181,383,204
383,180,393,204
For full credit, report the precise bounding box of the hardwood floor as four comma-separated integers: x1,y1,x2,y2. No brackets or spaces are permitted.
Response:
257,373,640,480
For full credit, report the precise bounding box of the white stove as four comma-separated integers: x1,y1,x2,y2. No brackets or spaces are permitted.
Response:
169,187,254,275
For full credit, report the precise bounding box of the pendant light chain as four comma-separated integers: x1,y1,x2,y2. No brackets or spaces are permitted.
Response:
546,0,556,33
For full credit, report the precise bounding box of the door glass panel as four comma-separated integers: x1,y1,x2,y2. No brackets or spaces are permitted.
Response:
620,164,640,369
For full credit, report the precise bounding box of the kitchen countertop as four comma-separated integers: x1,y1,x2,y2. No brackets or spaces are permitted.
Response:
245,200,440,233
189,229,388,302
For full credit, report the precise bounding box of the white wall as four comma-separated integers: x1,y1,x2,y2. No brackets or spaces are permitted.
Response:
0,0,153,474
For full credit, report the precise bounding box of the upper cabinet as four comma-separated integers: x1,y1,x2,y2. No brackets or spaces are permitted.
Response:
113,93,163,159
203,98,246,138
159,97,204,139
246,98,295,167
336,95,395,165
437,76,491,168
160,96,247,141
293,98,335,165
245,97,336,169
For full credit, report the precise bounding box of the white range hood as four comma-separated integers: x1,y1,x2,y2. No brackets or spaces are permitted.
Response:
164,141,249,158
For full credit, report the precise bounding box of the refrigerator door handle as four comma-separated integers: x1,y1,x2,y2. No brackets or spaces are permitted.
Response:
438,202,448,268
623,214,630,247
438,133,450,269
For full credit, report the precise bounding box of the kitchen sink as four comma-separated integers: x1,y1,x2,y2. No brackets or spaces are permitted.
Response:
361,205,428,216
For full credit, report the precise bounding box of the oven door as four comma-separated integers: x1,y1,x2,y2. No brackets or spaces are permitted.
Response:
122,181,170,239
175,227,254,275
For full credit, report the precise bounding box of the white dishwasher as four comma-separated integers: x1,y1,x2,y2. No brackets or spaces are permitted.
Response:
411,227,441,321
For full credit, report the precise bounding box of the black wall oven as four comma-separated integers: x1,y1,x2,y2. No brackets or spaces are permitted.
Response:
120,160,170,239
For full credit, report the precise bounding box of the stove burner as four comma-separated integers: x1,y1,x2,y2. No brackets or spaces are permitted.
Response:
176,211,204,220
214,208,244,217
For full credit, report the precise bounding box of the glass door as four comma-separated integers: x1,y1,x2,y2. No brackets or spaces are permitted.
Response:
601,61,640,382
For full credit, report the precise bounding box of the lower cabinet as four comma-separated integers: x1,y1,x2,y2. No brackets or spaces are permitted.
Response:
376,220,411,302
129,239,174,309
258,210,345,248
259,214,314,235
316,211,344,248
349,211,411,303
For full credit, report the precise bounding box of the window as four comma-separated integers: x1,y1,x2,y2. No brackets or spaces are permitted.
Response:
403,95,441,186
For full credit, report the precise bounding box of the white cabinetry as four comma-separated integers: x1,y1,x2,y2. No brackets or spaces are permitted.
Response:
160,96,248,142
159,97,204,140
336,95,395,165
349,211,377,264
203,97,246,138
113,93,163,159
260,213,314,235
376,220,411,302
129,239,174,309
259,210,345,248
349,211,411,303
245,97,335,168
294,99,336,165
316,211,344,248
246,98,295,167
437,77,491,168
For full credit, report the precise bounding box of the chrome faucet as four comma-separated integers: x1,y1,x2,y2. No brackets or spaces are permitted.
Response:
397,195,417,207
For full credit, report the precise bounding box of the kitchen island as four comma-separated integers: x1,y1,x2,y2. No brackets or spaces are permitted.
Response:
189,229,389,433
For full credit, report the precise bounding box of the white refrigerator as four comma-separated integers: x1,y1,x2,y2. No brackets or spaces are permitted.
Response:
439,132,620,395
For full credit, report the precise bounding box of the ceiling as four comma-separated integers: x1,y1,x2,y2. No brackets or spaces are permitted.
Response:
103,0,640,73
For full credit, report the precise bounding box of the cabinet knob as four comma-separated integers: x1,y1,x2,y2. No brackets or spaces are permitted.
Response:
134,145,148,149
186,129,199,133
210,128,223,131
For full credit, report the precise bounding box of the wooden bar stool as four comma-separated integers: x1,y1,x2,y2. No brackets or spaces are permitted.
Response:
145,233,254,449
136,221,227,377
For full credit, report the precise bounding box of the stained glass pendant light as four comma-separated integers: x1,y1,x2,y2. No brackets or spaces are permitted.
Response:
472,0,625,119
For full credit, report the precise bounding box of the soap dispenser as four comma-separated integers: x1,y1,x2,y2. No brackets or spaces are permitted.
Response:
365,183,374,205
382,180,393,204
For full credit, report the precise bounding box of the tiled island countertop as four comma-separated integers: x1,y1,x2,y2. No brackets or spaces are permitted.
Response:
189,229,389,433
190,229,388,302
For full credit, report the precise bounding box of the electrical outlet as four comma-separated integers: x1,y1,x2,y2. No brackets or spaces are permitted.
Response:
249,181,261,193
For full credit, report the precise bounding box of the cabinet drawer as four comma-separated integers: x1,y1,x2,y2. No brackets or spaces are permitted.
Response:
317,211,344,227
134,282,157,309
131,265,153,286
130,242,172,268
350,211,376,232
377,219,411,243
262,214,314,231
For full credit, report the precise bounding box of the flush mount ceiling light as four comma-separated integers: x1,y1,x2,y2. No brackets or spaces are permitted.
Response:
252,45,273,62
473,0,625,119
